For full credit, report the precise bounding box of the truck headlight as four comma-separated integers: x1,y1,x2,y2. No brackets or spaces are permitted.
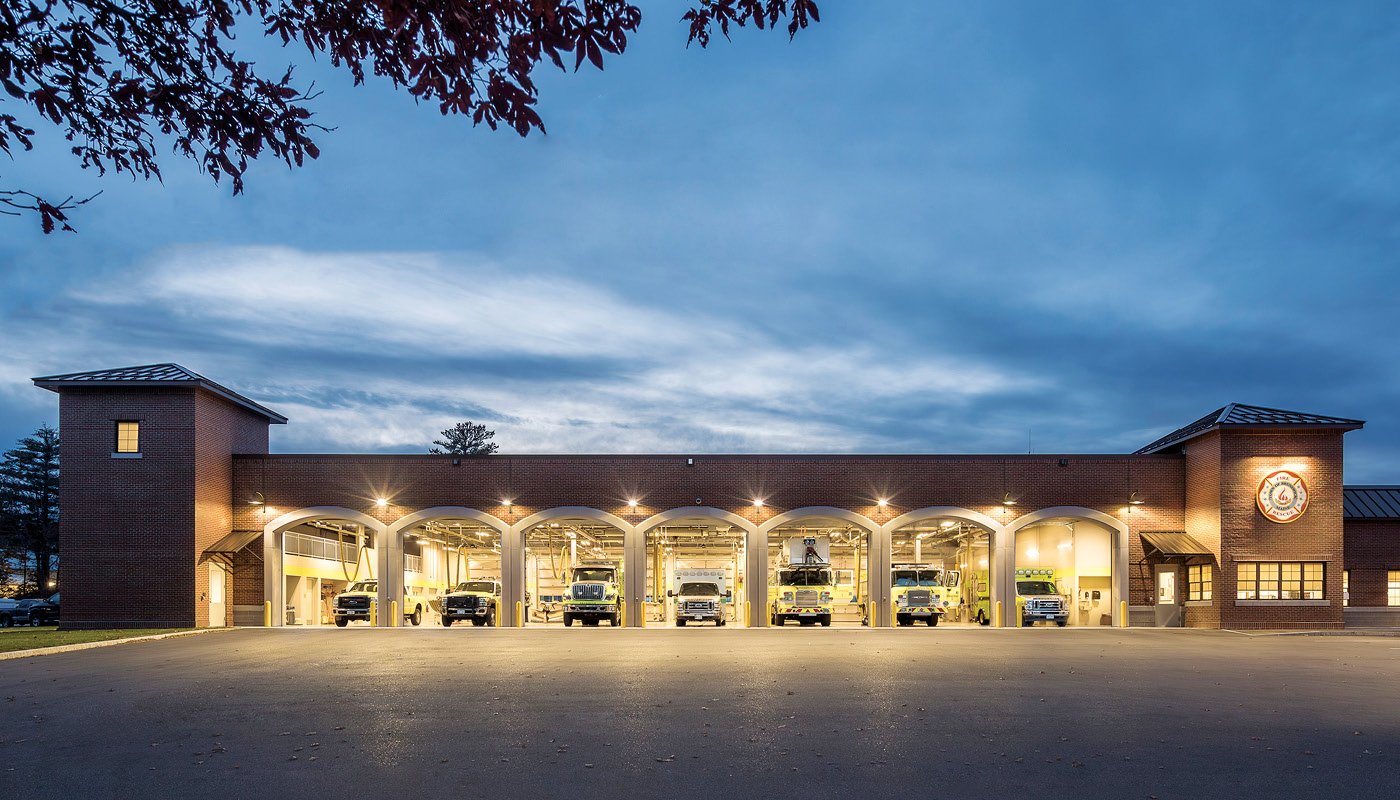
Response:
820,592,832,602
781,592,793,601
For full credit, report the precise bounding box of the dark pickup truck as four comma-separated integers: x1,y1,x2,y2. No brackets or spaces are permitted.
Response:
0,594,60,627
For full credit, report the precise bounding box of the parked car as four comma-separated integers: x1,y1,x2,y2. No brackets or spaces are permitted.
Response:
1,595,60,627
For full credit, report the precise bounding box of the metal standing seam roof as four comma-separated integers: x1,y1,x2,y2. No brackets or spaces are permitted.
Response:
1135,403,1365,455
1140,531,1214,558
1343,487,1400,520
32,363,287,424
199,529,264,562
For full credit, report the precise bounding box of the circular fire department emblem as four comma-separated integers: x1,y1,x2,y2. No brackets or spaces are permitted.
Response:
1257,470,1308,524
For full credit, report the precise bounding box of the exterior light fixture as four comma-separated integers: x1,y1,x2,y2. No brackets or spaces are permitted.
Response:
877,498,889,509
503,499,513,508
248,492,265,506
375,497,388,508
753,499,764,509
627,499,639,510
1002,493,1017,506
1129,492,1145,506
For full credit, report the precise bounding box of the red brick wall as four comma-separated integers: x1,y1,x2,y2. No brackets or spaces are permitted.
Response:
1218,430,1346,630
1182,433,1224,623
57,388,198,629
1344,520,1400,607
230,452,1186,610
192,392,270,627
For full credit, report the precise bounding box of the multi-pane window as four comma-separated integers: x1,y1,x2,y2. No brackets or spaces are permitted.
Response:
115,421,140,453
1236,562,1325,600
1188,564,1212,601
1388,571,1400,607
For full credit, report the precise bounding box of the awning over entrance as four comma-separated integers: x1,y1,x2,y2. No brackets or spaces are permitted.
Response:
200,529,263,563
1140,531,1213,559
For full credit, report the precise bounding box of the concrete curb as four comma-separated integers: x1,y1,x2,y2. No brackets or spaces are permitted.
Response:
0,626,237,661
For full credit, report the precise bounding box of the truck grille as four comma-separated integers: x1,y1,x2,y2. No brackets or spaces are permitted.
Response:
1028,598,1062,613
573,584,604,600
445,596,485,610
683,600,715,613
337,596,369,610
905,589,932,606
795,589,819,605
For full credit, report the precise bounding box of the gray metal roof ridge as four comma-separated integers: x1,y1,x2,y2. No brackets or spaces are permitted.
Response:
33,363,288,424
1136,402,1364,454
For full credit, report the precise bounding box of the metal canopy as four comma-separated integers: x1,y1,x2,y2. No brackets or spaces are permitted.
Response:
1140,531,1214,558
200,529,264,563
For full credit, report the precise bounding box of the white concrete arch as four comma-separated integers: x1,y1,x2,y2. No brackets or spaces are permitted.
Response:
1003,506,1130,627
636,506,757,535
756,507,883,628
387,506,511,538
637,507,760,628
756,506,880,537
881,506,1006,628
882,506,1004,535
262,506,388,627
510,507,638,627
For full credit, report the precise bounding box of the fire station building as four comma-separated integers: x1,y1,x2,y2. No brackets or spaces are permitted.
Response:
34,364,1400,631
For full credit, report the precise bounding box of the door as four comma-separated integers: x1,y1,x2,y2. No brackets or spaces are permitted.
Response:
208,562,228,628
1153,565,1182,627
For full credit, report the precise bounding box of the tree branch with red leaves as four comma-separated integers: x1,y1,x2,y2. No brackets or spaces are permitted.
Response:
0,0,819,233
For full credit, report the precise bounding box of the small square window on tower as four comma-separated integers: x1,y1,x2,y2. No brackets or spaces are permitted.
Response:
115,420,140,453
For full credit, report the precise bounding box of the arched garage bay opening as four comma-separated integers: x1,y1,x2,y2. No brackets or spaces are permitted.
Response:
762,510,877,628
887,511,998,627
1007,508,1129,627
520,510,630,626
638,509,753,628
262,508,387,627
391,510,506,627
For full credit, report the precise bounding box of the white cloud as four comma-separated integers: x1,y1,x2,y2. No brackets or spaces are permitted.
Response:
2,246,1042,454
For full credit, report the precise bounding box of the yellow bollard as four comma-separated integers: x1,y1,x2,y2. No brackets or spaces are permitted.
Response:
869,600,877,627
1119,600,1129,628
263,600,272,627
370,599,377,627
516,600,523,627
496,601,504,628
620,599,626,627
994,600,1003,628
390,600,398,627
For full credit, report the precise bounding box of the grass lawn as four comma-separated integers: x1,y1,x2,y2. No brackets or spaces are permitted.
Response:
0,627,193,653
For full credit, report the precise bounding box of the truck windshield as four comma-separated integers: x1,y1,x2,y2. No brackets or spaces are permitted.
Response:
780,569,833,586
347,581,377,593
678,582,718,596
573,568,614,583
917,570,943,586
1017,580,1058,596
893,569,919,586
455,581,496,594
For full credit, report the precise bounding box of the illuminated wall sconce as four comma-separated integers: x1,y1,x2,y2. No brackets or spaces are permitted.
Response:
248,492,265,506
877,498,889,509
753,498,765,509
627,499,639,510
375,497,388,508
1001,492,1017,511
1129,492,1145,506
502,499,514,509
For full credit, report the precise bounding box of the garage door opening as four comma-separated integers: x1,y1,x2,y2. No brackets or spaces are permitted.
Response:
282,517,375,626
645,520,747,627
767,518,870,627
1013,519,1115,627
889,518,992,627
524,518,626,626
402,519,503,628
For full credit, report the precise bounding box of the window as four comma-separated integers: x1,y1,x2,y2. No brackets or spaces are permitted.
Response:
1236,562,1325,600
1188,564,1212,601
115,421,140,453
1389,571,1400,607
1343,570,1349,607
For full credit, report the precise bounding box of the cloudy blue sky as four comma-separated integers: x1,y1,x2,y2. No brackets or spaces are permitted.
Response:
2,2,1398,479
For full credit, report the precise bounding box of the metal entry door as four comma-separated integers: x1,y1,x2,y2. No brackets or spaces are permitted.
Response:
1153,565,1182,627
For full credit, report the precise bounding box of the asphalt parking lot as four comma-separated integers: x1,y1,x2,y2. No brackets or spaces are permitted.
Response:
1,627,1397,799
